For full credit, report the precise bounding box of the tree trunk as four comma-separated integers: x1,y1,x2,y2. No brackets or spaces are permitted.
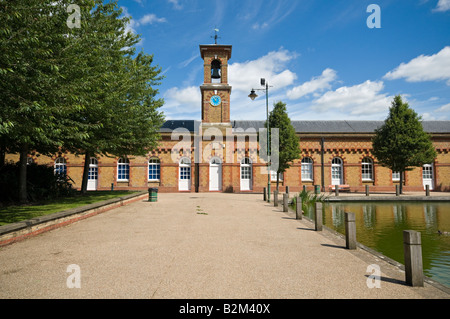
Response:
276,172,280,192
399,170,404,194
18,144,28,203
81,152,90,194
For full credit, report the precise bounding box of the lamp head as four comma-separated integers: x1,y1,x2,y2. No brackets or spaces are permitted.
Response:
248,89,258,101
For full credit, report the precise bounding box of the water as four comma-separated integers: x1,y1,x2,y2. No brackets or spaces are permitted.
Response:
303,202,450,287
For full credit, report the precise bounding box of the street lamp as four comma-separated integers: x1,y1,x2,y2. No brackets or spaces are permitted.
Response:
249,78,272,202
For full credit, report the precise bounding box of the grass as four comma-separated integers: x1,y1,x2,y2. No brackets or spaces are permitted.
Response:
0,191,140,226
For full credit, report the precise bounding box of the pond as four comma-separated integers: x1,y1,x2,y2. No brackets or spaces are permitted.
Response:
303,201,450,288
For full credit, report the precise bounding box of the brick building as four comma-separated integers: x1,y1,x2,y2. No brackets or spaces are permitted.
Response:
7,43,450,193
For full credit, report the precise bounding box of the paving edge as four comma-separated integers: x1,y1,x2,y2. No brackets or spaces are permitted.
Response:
279,201,450,296
0,191,148,247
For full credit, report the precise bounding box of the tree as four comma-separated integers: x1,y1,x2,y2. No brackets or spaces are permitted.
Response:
59,2,164,193
266,101,301,191
0,0,87,202
372,95,437,194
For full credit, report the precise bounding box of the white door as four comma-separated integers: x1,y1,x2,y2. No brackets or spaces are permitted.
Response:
87,157,98,191
423,164,434,190
209,157,222,191
331,157,343,185
179,157,191,191
240,158,252,191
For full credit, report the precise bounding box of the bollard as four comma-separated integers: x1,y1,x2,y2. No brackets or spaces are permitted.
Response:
345,212,357,250
395,185,399,196
425,185,430,197
296,197,302,220
263,187,267,201
286,186,289,194
403,230,424,287
365,185,369,196
274,190,278,207
315,202,323,231
283,193,288,212
111,183,114,191
335,185,339,196
303,185,307,192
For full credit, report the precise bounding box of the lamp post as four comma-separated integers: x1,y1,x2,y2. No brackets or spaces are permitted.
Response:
249,78,271,202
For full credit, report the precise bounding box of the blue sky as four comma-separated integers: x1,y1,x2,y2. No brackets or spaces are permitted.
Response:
118,0,450,121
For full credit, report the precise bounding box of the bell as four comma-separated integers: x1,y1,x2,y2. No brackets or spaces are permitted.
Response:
211,67,221,79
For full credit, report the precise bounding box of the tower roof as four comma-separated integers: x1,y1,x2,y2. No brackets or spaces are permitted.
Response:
199,44,232,60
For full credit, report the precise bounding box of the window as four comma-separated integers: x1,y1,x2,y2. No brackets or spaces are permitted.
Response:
301,157,314,181
392,171,400,181
361,158,373,181
88,158,98,180
331,157,343,183
423,164,433,180
270,170,283,181
148,158,160,181
240,158,252,180
117,157,130,181
54,157,67,176
179,157,191,180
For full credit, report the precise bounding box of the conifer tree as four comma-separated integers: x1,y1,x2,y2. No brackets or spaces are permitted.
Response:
266,101,301,191
372,95,436,194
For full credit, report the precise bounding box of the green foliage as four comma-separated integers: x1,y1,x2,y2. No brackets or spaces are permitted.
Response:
291,189,328,213
0,1,165,199
372,95,437,193
0,163,75,203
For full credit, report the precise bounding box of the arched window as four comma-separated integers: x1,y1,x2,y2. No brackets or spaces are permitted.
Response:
117,157,130,181
361,157,373,181
211,59,221,82
54,157,67,176
301,157,314,181
148,158,160,181
331,157,343,185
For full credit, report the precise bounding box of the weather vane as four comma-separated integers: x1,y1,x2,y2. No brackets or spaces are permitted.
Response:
211,27,220,44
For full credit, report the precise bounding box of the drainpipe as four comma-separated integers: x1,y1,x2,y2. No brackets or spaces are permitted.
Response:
321,137,325,192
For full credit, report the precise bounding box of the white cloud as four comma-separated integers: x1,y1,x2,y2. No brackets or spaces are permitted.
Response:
311,80,393,115
228,48,298,93
286,68,337,100
139,14,167,25
435,103,450,112
434,0,450,12
384,46,450,85
168,0,183,10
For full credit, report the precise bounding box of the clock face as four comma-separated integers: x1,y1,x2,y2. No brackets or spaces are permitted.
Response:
210,95,222,106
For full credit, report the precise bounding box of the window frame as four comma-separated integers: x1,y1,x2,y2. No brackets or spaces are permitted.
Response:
361,157,373,181
148,158,161,181
117,157,130,181
301,157,314,181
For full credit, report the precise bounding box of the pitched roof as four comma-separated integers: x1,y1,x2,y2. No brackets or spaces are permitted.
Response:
159,120,450,134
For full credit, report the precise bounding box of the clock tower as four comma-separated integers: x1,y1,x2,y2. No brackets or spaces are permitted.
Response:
199,44,232,123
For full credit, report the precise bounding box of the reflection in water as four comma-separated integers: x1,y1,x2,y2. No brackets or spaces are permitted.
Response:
306,202,450,288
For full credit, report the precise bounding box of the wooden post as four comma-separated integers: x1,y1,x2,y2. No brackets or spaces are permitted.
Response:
365,185,369,196
315,202,323,231
403,230,424,287
296,197,302,220
274,190,278,207
283,193,288,212
263,187,267,201
345,212,356,250
425,185,430,197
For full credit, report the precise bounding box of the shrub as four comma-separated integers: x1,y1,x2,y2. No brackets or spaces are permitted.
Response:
0,162,75,204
